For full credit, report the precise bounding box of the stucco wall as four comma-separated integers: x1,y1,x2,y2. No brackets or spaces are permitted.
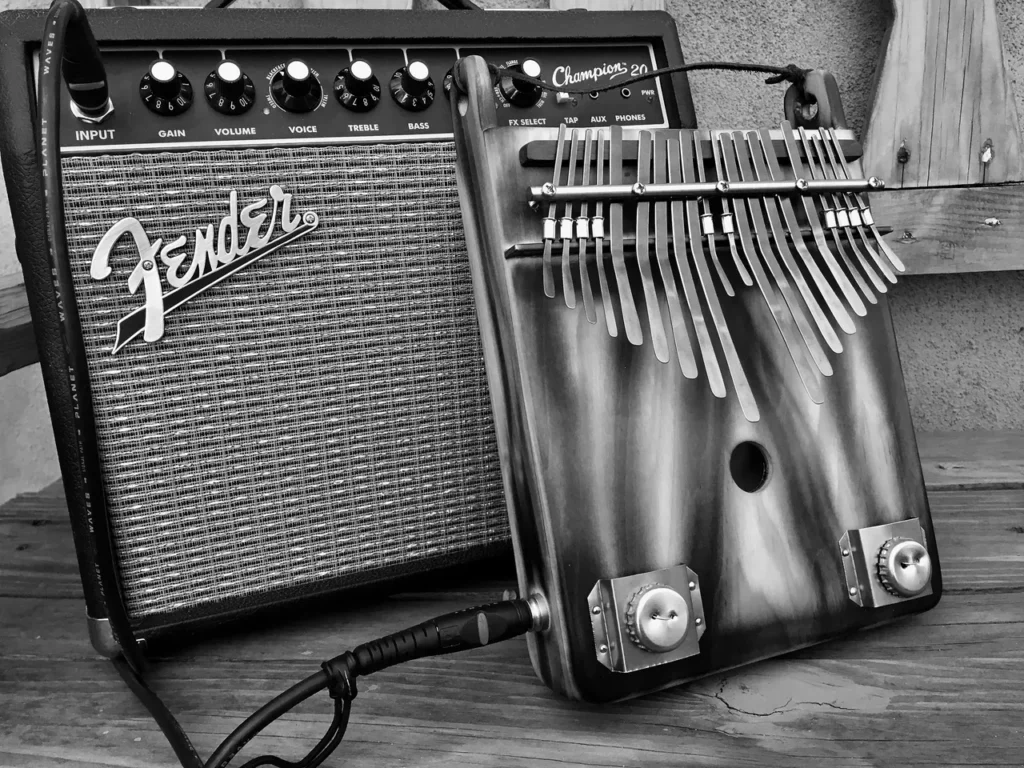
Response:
2,0,1023,502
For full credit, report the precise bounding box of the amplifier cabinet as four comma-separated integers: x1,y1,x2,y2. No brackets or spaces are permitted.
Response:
0,9,695,656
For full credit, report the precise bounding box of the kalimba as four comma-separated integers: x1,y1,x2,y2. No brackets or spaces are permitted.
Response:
450,55,940,701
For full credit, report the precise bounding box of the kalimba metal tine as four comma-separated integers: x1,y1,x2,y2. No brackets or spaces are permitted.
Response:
560,130,580,308
577,129,597,324
728,130,833,378
715,131,825,403
810,131,897,286
691,131,735,296
543,123,566,298
825,127,905,273
668,136,727,396
797,126,887,297
635,131,670,362
811,134,892,286
800,128,893,291
756,127,862,326
741,130,845,353
593,131,618,337
827,213,882,302
652,133,698,378
678,131,757,419
776,122,869,316
609,125,644,344
704,129,753,288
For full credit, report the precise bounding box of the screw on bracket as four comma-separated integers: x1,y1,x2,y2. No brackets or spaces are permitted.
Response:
980,139,995,184
896,140,910,164
980,139,995,166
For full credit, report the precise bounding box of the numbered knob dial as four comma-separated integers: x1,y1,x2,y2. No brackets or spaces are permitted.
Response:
204,60,255,115
334,60,381,113
140,60,193,116
270,60,323,113
499,59,544,108
390,61,434,112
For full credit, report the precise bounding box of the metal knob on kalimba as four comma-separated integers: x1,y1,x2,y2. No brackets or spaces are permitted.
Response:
625,584,691,653
877,538,932,597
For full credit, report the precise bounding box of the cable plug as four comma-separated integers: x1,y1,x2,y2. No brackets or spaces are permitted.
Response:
348,598,536,677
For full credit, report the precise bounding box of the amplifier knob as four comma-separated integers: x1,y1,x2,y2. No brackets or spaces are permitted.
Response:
270,59,323,113
335,60,381,113
499,58,544,108
390,60,434,112
140,59,193,116
204,60,256,115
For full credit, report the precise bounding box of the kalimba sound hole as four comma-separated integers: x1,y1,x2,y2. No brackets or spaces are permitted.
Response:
730,442,770,493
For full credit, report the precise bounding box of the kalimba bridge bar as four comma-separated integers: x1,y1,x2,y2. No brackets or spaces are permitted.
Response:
508,124,904,422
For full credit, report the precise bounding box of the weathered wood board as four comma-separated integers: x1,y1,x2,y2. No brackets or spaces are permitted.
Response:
862,0,1023,189
1,441,1022,767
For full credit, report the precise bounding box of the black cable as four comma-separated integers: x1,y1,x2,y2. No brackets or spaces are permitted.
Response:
490,60,809,96
205,0,483,8
113,657,205,768
40,3,199,761
205,599,535,768
236,697,350,768
435,0,483,9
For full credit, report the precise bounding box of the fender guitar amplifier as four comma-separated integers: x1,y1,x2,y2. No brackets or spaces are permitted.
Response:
0,8,695,658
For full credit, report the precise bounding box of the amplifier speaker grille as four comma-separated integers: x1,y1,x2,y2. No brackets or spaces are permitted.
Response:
61,143,509,622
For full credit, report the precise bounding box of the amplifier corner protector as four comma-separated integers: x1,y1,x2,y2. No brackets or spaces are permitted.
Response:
87,616,120,659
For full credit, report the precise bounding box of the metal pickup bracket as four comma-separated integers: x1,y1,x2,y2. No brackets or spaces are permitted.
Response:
840,518,933,609
587,564,706,674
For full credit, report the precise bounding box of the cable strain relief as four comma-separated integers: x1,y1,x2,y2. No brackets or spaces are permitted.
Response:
321,652,358,701
351,622,439,677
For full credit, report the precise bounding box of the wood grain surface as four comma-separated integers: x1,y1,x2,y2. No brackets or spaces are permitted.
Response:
870,184,1024,275
861,0,1023,188
0,282,36,378
1,443,1022,767
920,430,1024,490
549,0,666,10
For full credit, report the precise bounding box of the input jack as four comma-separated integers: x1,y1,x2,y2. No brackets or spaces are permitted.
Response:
620,87,631,99
589,90,599,100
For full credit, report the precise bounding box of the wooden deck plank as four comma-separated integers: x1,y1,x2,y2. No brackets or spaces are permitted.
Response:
870,185,1024,276
0,487,1021,767
0,282,37,377
918,430,1024,490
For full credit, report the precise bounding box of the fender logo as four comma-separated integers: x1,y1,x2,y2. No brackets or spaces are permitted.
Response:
90,185,318,353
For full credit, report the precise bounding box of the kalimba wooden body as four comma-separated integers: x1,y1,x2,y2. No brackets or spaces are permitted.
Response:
450,56,940,702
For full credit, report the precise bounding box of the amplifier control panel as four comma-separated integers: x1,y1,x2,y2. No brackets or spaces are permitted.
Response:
59,44,670,154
